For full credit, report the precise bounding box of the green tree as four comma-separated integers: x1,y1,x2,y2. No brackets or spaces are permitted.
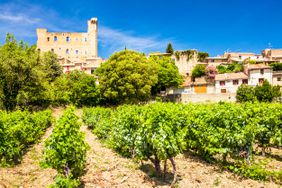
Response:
236,84,256,102
166,43,174,54
0,34,50,111
217,63,243,74
51,71,100,107
270,62,282,71
150,56,183,94
191,64,206,78
67,71,100,107
96,50,158,104
41,51,63,82
255,80,281,102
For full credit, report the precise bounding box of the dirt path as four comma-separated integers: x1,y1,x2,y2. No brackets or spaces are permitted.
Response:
0,126,57,188
0,107,65,188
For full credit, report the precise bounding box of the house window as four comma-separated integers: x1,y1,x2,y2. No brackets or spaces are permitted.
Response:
221,89,227,93
259,78,264,83
278,77,281,81
47,37,50,42
75,50,79,55
239,56,242,59
54,36,58,42
84,37,87,42
66,37,70,42
66,49,69,54
51,48,54,53
233,80,239,85
260,69,264,74
220,81,225,86
243,79,248,84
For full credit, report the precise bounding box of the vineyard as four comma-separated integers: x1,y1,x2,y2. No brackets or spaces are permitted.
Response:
82,102,282,185
0,102,281,187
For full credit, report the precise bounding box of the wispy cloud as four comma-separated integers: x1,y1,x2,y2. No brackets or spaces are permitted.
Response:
99,26,175,56
0,13,40,24
0,1,180,57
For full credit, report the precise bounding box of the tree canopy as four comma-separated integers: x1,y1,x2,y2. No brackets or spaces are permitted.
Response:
96,50,158,104
0,34,61,111
166,43,174,54
191,64,206,78
150,56,183,94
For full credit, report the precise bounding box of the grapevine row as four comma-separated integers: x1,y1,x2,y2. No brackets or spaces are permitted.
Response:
82,102,282,184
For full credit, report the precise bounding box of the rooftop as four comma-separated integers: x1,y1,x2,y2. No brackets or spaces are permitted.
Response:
245,64,271,70
215,72,248,81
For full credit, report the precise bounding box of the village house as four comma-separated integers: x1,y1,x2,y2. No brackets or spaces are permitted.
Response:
262,49,282,62
244,64,273,86
36,18,103,74
215,72,248,93
273,71,282,87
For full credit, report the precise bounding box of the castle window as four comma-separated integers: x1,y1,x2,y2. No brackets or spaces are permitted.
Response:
66,49,69,54
66,37,70,42
47,37,50,42
54,36,58,42
75,50,79,55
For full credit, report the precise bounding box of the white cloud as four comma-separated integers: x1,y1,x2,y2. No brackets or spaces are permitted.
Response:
0,13,40,24
99,26,174,56
0,1,180,57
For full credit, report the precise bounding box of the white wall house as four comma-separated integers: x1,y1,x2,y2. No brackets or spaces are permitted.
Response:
272,71,282,88
215,72,249,93
244,64,273,86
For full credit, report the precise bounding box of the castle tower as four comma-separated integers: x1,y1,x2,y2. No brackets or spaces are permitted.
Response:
87,18,98,57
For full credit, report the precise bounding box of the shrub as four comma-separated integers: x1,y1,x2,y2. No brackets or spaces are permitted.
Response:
42,107,89,178
0,110,52,166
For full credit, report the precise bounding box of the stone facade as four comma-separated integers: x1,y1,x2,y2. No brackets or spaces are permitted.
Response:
36,18,102,74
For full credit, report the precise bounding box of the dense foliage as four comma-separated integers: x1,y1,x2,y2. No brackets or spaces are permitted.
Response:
96,50,158,104
174,50,196,61
217,62,244,74
83,102,282,184
191,64,206,78
270,62,282,71
53,71,100,107
197,52,209,62
43,107,88,181
236,80,281,102
0,110,52,166
0,34,61,111
150,56,183,94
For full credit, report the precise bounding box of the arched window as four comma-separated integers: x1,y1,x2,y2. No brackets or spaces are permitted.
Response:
66,36,70,42
66,49,69,54
75,50,79,55
54,36,58,42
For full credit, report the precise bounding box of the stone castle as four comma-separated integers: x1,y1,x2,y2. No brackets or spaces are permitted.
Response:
36,18,102,74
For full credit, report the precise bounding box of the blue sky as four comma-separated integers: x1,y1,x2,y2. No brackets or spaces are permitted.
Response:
0,0,282,58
